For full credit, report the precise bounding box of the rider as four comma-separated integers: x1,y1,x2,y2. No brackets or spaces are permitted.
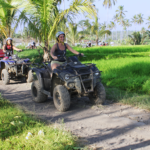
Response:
3,37,22,60
50,31,84,70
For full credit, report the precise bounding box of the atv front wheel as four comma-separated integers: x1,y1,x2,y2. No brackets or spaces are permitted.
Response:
31,80,48,103
27,70,33,83
1,69,10,85
53,85,70,112
89,82,106,105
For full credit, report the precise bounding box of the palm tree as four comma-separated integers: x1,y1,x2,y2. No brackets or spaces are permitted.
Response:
128,32,141,45
67,22,84,46
108,21,116,40
137,13,144,25
123,19,132,38
131,15,138,31
0,0,14,9
141,30,149,45
113,14,119,40
103,0,117,8
0,0,29,37
27,0,96,49
116,5,127,42
146,16,150,29
140,27,146,35
91,17,111,45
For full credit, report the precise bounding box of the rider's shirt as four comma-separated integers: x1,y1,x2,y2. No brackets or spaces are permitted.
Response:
5,44,13,56
54,43,67,61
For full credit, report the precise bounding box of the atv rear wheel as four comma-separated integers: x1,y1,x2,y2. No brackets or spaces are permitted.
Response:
89,82,106,105
1,69,10,85
27,70,33,83
53,85,70,112
31,80,48,103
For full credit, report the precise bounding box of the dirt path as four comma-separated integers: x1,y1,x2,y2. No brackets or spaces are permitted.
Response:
1,79,150,150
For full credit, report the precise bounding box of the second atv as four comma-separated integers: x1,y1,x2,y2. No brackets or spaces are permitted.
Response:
31,54,106,112
0,49,33,85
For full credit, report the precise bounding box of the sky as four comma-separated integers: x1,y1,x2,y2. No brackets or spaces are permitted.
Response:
58,0,150,31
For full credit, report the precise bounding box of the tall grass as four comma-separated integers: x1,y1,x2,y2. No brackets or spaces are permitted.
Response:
88,57,150,94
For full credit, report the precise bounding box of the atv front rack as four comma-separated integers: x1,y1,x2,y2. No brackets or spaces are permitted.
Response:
74,69,94,94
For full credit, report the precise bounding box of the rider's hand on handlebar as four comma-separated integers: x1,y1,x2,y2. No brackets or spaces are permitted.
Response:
52,56,58,60
18,50,22,52
78,53,84,56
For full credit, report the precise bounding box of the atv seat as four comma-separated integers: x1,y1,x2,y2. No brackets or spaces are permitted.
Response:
0,49,5,59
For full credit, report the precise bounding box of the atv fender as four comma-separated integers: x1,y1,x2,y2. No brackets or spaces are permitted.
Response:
52,69,63,81
32,68,44,88
32,68,51,97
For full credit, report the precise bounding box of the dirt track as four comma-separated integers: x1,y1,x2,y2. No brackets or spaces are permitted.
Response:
1,79,150,150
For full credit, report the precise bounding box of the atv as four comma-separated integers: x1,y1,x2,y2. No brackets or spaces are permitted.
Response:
0,49,33,85
31,54,106,112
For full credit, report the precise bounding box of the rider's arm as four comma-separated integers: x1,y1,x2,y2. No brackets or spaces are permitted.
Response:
3,45,6,53
66,44,84,55
13,46,22,51
50,44,57,59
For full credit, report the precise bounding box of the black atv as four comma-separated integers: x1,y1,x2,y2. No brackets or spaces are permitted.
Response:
0,50,33,85
31,54,106,112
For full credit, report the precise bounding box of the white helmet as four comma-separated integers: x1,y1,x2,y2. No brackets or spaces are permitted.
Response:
56,31,65,39
6,37,12,41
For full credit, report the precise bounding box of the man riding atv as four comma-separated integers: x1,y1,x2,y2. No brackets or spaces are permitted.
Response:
3,37,22,60
50,31,84,71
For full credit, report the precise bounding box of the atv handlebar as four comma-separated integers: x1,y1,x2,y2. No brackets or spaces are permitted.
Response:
53,54,85,61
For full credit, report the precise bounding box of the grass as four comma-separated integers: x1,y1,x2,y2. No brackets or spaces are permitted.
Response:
106,87,150,110
15,49,43,63
0,94,78,150
87,57,150,94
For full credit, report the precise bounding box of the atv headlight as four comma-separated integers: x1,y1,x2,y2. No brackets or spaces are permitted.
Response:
65,74,70,80
95,72,100,76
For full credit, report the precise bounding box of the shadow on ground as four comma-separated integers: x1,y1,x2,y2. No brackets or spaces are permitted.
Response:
1,81,150,149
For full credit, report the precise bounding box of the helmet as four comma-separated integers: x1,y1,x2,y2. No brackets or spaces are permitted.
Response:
56,31,65,39
6,37,12,41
